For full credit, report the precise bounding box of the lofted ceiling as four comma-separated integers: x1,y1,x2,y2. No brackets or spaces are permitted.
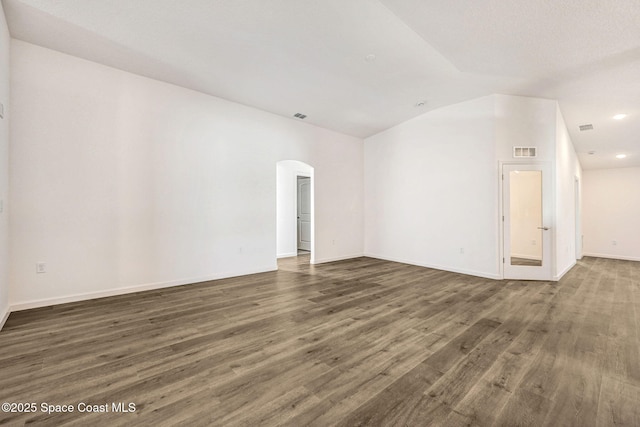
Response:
2,0,639,169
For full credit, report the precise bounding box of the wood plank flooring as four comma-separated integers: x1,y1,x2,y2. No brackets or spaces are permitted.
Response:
0,255,639,426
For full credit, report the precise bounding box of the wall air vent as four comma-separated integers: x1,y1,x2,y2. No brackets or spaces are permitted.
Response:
513,147,537,158
293,113,307,119
579,124,594,131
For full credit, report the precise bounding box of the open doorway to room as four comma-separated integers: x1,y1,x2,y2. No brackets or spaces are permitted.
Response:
296,176,311,255
276,160,314,264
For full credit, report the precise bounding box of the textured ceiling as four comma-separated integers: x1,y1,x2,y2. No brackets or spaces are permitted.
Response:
3,0,639,169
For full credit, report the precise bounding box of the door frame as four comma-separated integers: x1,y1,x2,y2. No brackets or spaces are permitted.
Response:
293,172,314,262
296,175,312,252
276,160,315,263
499,161,554,281
575,176,582,260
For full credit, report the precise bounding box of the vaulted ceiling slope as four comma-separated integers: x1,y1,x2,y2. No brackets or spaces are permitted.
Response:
3,0,639,169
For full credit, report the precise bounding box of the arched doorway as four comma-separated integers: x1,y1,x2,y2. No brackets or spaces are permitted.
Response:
276,160,314,264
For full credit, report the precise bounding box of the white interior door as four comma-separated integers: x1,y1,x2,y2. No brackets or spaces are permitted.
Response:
297,176,311,251
503,164,552,280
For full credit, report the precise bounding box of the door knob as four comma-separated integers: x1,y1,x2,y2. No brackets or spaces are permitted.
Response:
537,226,550,231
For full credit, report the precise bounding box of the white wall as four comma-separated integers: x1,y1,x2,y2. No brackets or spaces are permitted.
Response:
494,95,557,163
9,40,364,309
583,167,640,261
554,106,582,277
494,95,557,278
0,3,9,328
365,94,580,281
495,95,581,279
5,37,587,313
364,96,501,279
276,160,313,259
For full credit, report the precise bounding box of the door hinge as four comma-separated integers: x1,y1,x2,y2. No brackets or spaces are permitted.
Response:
503,257,505,263
502,174,504,180
502,215,504,221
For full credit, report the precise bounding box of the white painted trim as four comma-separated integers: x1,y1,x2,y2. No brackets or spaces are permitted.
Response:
363,253,502,281
312,253,364,264
295,171,313,257
10,266,277,312
277,252,297,259
0,307,9,332
553,260,576,281
582,253,640,262
498,161,505,280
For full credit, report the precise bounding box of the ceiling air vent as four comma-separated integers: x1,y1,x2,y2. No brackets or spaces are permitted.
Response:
579,124,593,131
513,147,537,158
293,113,307,119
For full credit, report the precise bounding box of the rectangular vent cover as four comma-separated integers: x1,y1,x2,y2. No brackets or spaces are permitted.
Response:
293,113,307,119
513,147,537,158
579,124,594,131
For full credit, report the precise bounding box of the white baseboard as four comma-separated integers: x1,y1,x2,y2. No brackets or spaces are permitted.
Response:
312,253,364,264
554,260,576,281
582,253,640,262
363,253,502,280
277,252,297,259
10,266,277,312
0,306,9,332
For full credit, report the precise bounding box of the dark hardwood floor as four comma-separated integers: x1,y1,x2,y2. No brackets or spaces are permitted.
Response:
0,255,638,426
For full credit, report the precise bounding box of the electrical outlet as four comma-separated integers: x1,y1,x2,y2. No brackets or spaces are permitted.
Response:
531,240,536,246
460,248,464,254
36,263,46,273
612,240,617,246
